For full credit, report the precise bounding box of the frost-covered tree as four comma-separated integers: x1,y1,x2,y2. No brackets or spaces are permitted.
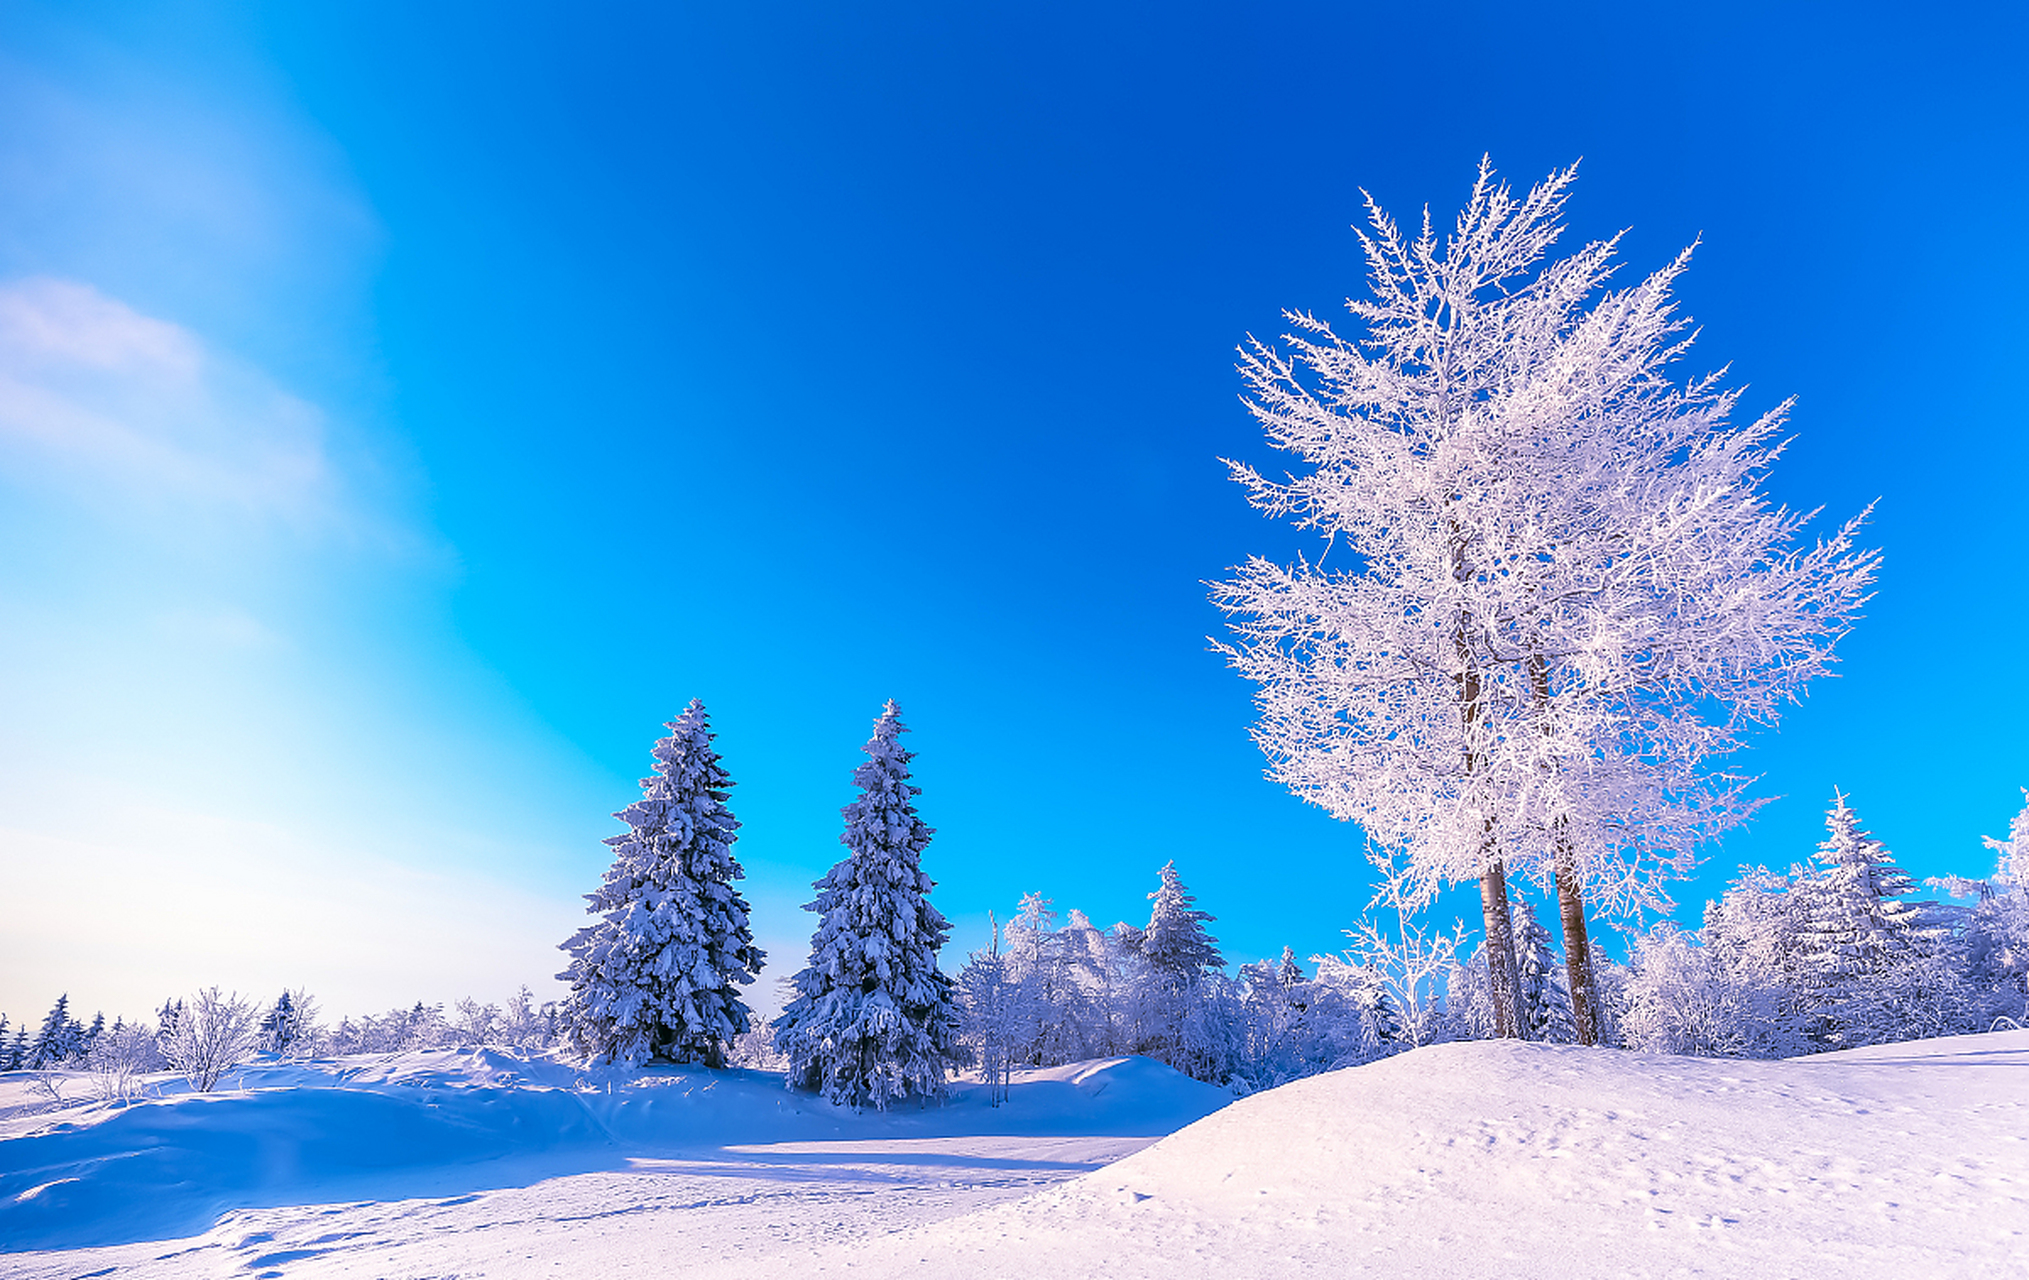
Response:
1792,791,1933,1045
954,914,1019,1106
497,985,555,1051
774,702,965,1108
4,1025,28,1072
259,989,320,1057
162,988,262,1092
1963,794,2029,1019
1214,159,1877,1043
84,1020,160,1103
1619,925,1808,1059
560,700,765,1067
1116,861,1227,1078
1003,893,1111,1066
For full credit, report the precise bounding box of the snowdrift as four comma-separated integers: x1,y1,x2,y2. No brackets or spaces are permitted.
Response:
758,1030,2029,1280
0,1050,1228,1251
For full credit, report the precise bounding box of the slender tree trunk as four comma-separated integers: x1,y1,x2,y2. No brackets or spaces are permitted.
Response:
1529,647,1600,1046
1478,852,1525,1039
1553,846,1600,1046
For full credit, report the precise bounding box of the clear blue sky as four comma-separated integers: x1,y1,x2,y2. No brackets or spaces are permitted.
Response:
2,1,2024,1022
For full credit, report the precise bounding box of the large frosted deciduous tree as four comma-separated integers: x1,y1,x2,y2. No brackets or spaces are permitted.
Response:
774,701,965,1108
559,699,764,1067
1214,158,1876,1042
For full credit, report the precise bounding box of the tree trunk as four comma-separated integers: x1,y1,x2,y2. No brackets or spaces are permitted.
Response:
1554,846,1601,1046
1529,646,1600,1046
1479,853,1526,1039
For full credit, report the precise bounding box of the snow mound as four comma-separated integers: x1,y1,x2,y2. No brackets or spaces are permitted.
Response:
0,1050,1227,1251
764,1030,2029,1280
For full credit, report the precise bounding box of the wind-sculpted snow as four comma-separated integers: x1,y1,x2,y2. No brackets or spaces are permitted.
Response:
0,1050,1228,1255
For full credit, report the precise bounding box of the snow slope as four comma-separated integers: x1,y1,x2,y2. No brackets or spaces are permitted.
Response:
763,1030,2029,1280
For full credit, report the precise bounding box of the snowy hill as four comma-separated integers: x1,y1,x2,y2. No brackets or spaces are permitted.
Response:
4,1034,2024,1278
760,1031,2029,1280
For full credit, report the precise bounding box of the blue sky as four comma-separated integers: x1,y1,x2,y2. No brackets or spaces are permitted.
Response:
2,2,2024,1023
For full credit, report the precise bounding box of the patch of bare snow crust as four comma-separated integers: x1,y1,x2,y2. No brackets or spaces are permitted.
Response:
768,1030,2029,1280
3,1034,2024,1279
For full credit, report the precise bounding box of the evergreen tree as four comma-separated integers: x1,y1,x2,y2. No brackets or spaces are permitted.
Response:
259,990,316,1056
5,1026,27,1072
1119,861,1225,1075
0,1016,10,1071
1512,896,1576,1043
1797,792,1923,983
1277,945,1304,989
1795,792,1932,1046
774,701,964,1108
30,994,81,1067
560,700,765,1067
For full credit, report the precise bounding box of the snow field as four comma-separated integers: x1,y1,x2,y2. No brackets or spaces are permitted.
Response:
5,1034,2025,1278
0,1052,1228,1276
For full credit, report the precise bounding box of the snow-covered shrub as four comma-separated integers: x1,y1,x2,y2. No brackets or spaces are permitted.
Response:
328,1002,450,1055
725,1021,787,1071
1618,926,1807,1059
162,988,262,1092
498,985,558,1052
452,997,503,1046
84,1020,160,1103
775,702,966,1108
561,700,764,1067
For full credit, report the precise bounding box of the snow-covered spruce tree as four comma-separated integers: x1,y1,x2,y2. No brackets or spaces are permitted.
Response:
774,702,965,1108
1214,159,1876,1043
260,991,296,1056
559,700,765,1067
30,994,83,1067
1793,791,1929,1044
1117,861,1228,1079
1512,896,1576,1044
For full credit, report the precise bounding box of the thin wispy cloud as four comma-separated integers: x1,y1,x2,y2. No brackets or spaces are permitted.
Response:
0,277,336,525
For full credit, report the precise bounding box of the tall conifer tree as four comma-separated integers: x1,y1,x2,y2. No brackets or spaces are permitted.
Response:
560,700,764,1067
774,701,964,1108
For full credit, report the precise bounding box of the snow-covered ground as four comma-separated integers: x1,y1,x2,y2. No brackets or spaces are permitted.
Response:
5,1032,2025,1279
0,1050,1227,1277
